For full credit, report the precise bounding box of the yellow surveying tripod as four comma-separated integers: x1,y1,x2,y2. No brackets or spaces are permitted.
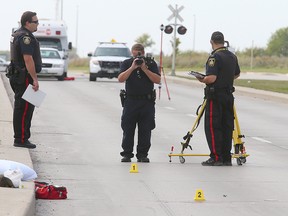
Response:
168,99,249,165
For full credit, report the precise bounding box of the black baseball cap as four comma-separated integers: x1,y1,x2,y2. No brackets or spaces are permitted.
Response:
211,31,224,44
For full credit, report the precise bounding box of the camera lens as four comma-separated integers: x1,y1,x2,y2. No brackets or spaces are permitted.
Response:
135,59,143,65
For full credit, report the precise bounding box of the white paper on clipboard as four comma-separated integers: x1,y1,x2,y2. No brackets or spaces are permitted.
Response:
22,84,46,108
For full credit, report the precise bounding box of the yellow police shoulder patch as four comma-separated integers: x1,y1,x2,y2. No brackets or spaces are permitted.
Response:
23,36,31,45
208,58,215,67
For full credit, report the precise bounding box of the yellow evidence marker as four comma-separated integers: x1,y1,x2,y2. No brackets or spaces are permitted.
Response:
129,163,139,173
194,189,205,201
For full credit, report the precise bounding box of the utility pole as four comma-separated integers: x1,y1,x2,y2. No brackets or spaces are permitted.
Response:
55,0,60,19
75,5,79,52
61,0,63,20
193,14,196,51
250,40,254,70
55,0,63,20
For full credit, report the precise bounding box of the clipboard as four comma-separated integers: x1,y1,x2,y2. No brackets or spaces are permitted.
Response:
188,71,206,79
22,84,46,108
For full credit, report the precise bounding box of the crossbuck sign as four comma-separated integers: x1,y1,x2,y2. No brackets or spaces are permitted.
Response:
167,4,184,22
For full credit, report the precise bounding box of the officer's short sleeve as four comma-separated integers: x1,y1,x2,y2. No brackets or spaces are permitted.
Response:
149,61,160,76
234,56,241,76
206,55,219,76
19,35,34,55
120,58,131,73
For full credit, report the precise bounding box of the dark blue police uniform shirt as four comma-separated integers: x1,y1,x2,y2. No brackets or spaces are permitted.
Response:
206,47,240,88
17,28,42,72
120,58,160,95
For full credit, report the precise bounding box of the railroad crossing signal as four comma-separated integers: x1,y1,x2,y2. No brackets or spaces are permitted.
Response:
167,4,184,23
164,25,173,34
164,4,186,76
177,26,187,35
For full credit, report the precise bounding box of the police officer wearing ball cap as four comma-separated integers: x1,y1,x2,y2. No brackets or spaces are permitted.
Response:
8,11,42,149
118,43,161,163
195,31,240,166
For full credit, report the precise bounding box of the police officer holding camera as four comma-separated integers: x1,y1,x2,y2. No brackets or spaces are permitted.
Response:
195,31,240,166
118,43,160,163
8,11,42,149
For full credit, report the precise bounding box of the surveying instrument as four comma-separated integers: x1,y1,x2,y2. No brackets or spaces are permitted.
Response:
168,98,249,165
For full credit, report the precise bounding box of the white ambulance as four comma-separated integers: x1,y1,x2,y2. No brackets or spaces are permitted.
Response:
33,19,72,79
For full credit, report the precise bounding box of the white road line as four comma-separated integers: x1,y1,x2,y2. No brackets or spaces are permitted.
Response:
164,106,175,110
251,137,272,143
186,113,197,118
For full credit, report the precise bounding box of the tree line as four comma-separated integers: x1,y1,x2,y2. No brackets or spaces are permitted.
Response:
135,27,288,71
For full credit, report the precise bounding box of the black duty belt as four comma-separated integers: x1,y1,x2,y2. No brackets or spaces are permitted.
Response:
205,86,235,94
127,93,155,100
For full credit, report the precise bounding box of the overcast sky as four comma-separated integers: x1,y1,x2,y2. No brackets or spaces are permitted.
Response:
1,0,287,57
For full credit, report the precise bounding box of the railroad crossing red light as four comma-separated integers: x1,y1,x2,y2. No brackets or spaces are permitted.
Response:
177,26,187,35
164,25,173,34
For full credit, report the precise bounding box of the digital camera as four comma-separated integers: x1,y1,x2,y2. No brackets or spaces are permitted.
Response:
134,52,154,66
135,52,145,65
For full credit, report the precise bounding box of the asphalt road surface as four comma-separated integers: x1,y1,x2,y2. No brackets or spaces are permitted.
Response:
31,73,288,216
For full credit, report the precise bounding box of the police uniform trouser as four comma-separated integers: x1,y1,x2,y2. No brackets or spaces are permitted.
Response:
204,92,234,162
121,99,155,159
9,74,35,144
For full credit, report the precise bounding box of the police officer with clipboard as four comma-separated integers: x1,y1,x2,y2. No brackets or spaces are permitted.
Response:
195,31,240,166
7,11,42,149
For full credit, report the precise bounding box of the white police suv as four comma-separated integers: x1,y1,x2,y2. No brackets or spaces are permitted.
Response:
88,42,131,81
